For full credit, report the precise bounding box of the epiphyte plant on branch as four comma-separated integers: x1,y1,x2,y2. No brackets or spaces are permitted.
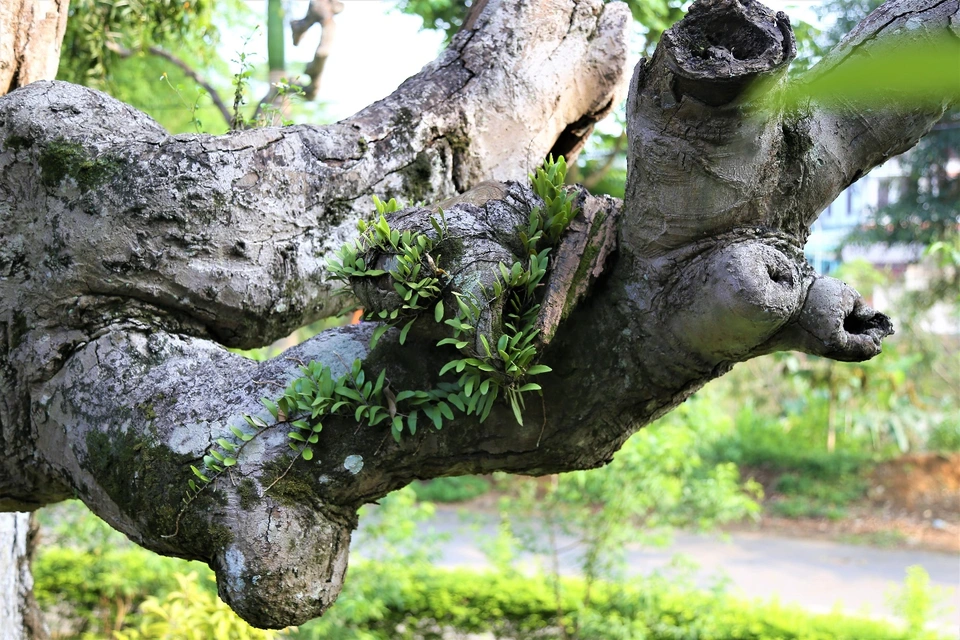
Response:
174,157,572,537
0,0,957,634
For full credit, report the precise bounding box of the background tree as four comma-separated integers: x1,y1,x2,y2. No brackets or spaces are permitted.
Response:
817,0,959,310
1,0,957,638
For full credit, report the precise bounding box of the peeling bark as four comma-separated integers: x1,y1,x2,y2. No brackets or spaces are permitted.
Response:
0,514,44,640
0,0,69,95
0,0,955,631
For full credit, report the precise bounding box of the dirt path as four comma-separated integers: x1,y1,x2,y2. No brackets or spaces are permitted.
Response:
370,506,960,635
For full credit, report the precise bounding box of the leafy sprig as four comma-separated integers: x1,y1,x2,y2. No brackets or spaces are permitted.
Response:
174,157,576,522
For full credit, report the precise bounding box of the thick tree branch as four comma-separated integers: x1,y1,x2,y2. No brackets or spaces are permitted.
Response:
623,0,797,257
0,0,629,358
790,0,959,231
0,0,952,631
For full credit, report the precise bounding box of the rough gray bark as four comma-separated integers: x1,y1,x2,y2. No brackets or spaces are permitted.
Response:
0,2,68,637
0,0,955,631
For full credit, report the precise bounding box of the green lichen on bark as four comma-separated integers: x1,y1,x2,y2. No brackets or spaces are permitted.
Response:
262,456,316,506
39,139,124,192
562,208,608,320
400,151,433,203
436,236,465,270
3,134,33,152
237,478,260,510
84,429,229,556
208,523,234,551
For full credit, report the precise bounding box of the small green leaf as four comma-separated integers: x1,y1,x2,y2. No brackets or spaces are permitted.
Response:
244,415,267,429
430,216,443,237
517,383,542,392
223,457,237,467
526,365,553,375
288,431,307,442
510,395,524,425
370,324,390,348
437,401,454,420
455,295,471,318
262,398,279,419
479,389,496,422
399,319,415,344
434,300,444,323
408,410,418,435
374,369,387,397
395,390,416,402
301,447,314,461
479,334,492,357
447,394,466,412
335,386,363,402
438,360,460,377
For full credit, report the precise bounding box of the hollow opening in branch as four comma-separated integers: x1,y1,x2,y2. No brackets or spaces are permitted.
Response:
664,0,796,106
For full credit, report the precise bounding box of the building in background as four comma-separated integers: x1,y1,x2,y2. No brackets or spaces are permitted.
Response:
806,160,958,335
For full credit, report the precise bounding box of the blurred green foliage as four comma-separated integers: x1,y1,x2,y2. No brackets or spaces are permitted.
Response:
113,573,278,640
397,0,684,48
888,565,955,639
58,0,220,84
815,0,960,315
411,476,491,503
56,0,242,133
487,404,761,621
32,522,943,640
230,314,354,361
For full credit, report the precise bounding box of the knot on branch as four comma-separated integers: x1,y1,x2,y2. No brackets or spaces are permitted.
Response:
659,233,895,365
788,277,895,362
213,500,354,629
664,237,810,361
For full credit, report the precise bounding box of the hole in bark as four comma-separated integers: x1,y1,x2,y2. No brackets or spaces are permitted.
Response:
843,310,891,335
549,104,610,161
702,17,769,60
765,261,793,286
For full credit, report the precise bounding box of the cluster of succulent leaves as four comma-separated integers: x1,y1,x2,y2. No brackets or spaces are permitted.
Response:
328,196,446,347
182,157,575,508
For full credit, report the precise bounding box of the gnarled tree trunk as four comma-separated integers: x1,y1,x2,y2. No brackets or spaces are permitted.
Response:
0,0,955,632
1,1,69,637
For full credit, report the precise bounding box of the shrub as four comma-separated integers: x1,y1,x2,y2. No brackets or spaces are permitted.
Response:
33,538,942,640
411,476,491,503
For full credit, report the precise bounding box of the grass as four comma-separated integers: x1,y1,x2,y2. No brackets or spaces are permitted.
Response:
838,530,909,548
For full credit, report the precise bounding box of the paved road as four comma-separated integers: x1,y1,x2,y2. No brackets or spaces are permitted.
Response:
355,506,960,634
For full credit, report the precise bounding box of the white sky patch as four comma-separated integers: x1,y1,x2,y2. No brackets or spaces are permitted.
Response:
232,1,445,121
229,0,827,126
